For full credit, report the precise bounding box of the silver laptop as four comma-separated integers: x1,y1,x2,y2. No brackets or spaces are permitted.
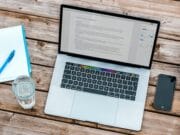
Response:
45,5,160,131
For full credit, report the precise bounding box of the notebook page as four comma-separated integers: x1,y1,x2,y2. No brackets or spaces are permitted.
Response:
0,25,30,82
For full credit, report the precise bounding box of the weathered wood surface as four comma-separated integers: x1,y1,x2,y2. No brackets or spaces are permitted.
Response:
0,0,180,41
0,0,180,134
0,84,179,135
28,40,180,90
0,110,123,135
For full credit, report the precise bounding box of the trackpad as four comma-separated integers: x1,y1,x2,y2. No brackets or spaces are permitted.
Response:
71,92,118,125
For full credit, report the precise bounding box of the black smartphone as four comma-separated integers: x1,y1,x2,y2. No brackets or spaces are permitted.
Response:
153,74,176,111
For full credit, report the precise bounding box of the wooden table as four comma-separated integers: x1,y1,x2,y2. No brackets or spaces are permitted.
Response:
0,0,180,134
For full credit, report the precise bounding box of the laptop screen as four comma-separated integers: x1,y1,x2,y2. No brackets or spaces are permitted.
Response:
60,6,159,68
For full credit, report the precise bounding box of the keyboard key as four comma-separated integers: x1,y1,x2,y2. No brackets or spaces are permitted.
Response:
72,76,76,80
102,76,106,81
64,75,71,79
77,72,81,76
99,85,103,90
92,75,96,79
66,84,71,89
131,96,135,101
117,79,122,83
95,71,100,75
105,72,110,76
94,85,98,89
121,75,125,79
77,86,82,91
118,84,122,88
77,77,81,81
61,83,66,88
90,70,95,74
109,87,114,92
89,84,93,88
123,80,127,84
115,93,120,98
113,83,118,87
87,79,92,83
64,70,71,74
125,95,130,99
79,82,83,86
108,82,112,87
97,76,101,80
82,78,87,82
104,86,108,91
68,80,73,84
125,90,135,96
97,80,102,85
73,81,78,85
115,88,119,93
102,81,107,86
62,62,139,101
84,83,88,87
120,94,125,99
62,79,68,84
82,73,86,77
92,80,97,84
87,74,91,78
111,73,115,77
109,92,114,97
86,69,90,73
83,88,107,95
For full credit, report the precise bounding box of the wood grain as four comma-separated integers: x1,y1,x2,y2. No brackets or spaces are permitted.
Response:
4,41,179,91
0,110,123,135
26,40,180,90
30,63,179,91
0,84,179,134
98,111,180,135
0,0,180,134
0,10,58,42
1,0,179,40
27,38,180,67
5,62,177,92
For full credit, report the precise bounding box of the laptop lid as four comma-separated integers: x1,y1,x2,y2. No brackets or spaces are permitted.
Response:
59,5,160,69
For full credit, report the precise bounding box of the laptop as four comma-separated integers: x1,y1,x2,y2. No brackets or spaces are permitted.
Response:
45,5,160,131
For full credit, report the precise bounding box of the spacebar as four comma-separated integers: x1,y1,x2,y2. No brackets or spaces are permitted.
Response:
83,88,107,96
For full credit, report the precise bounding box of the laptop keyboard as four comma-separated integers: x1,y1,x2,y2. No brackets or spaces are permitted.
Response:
61,62,139,101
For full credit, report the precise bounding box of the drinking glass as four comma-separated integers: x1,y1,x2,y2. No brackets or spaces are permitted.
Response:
12,75,35,109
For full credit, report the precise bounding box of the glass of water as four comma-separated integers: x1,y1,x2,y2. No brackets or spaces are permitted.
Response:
12,75,35,109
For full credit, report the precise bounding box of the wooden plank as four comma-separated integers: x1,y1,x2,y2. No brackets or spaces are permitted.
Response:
150,62,180,89
1,0,179,40
30,63,179,91
0,10,59,42
154,38,180,64
5,62,177,92
98,111,180,135
0,84,179,119
28,39,58,67
26,40,180,90
0,84,74,124
145,86,180,115
0,84,179,134
0,9,179,66
0,1,180,42
0,110,123,135
27,38,180,68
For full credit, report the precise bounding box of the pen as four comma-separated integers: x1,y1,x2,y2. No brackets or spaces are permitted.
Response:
0,50,15,74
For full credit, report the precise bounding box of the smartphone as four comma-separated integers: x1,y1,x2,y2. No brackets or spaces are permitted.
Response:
153,74,176,111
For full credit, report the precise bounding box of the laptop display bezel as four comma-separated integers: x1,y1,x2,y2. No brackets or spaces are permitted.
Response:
59,4,160,69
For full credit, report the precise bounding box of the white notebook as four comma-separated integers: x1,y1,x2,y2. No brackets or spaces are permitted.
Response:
0,25,31,82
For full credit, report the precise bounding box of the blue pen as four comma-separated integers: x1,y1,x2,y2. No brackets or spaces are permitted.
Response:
0,50,15,74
